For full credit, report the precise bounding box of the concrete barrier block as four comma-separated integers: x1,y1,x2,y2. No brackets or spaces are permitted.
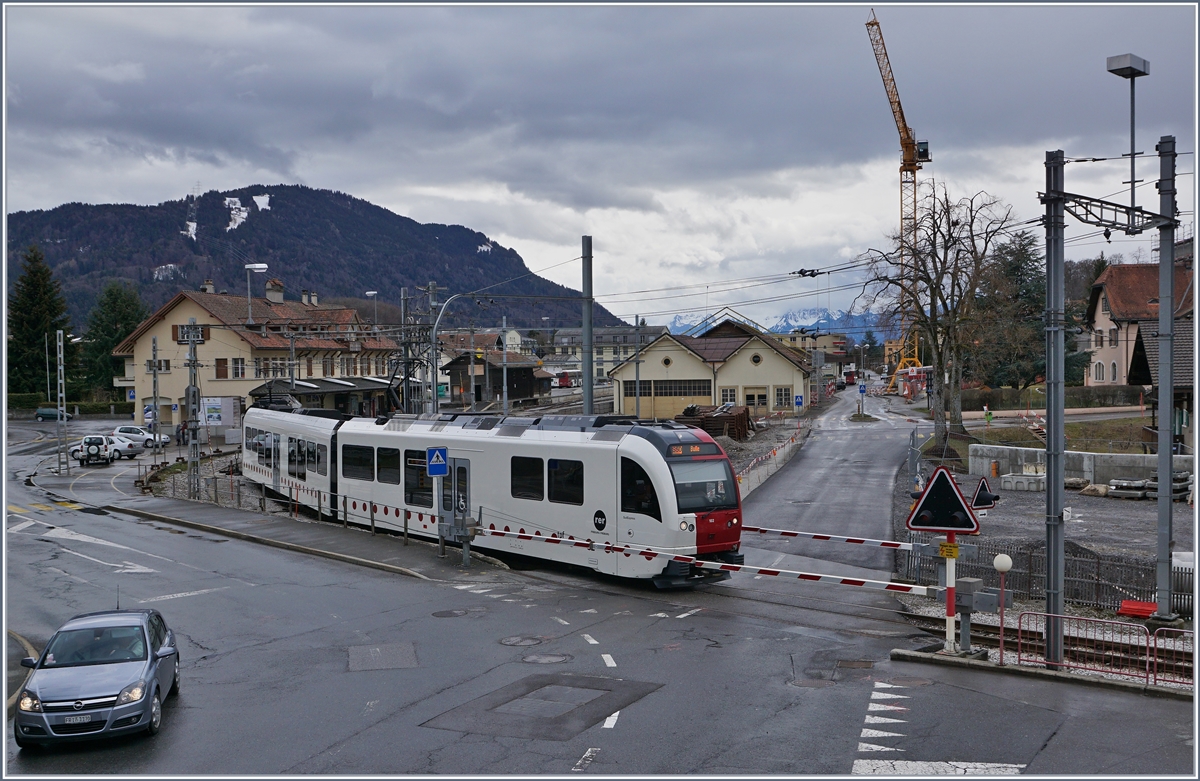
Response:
1000,473,1046,491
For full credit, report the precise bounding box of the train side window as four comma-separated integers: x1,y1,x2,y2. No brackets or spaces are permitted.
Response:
342,445,375,481
296,439,308,480
511,456,544,501
306,441,316,479
377,447,401,484
316,444,328,476
548,459,584,505
287,437,298,478
244,426,252,450
621,457,661,522
272,434,280,468
404,450,433,507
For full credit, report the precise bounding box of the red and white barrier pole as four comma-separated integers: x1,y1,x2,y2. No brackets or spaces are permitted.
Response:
742,525,912,550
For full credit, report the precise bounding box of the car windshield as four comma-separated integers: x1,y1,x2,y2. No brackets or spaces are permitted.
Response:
668,459,738,513
42,626,147,668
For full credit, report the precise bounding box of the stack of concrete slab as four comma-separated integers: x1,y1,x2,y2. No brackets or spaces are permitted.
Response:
1146,470,1193,501
1108,478,1148,499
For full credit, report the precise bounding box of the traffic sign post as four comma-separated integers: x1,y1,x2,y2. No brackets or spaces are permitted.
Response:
906,466,982,652
427,447,449,556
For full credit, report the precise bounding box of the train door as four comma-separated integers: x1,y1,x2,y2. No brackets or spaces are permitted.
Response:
441,458,471,526
271,433,281,493
618,456,662,576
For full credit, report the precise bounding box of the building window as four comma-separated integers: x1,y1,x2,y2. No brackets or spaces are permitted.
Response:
232,358,245,379
774,386,792,408
1101,296,1109,313
662,357,672,367
1095,332,1104,349
1111,361,1118,383
1094,362,1105,382
214,358,228,379
342,356,357,376
361,356,371,376
323,357,333,377
623,380,652,397
653,379,711,397
1109,328,1118,347
720,388,738,404
144,359,170,373
306,357,313,378
751,354,763,365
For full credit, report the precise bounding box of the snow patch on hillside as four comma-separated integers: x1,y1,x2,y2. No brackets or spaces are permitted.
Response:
225,197,249,231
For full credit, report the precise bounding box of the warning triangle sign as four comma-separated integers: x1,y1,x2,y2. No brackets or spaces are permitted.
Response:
971,477,998,510
905,466,980,533
428,450,446,466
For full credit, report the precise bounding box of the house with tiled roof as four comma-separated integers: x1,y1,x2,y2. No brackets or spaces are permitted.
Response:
1083,263,1193,387
112,279,400,427
1126,286,1195,453
607,317,813,419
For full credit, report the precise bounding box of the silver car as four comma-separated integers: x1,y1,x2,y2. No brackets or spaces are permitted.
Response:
14,609,179,749
113,425,170,449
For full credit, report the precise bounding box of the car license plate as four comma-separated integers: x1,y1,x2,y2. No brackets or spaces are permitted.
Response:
64,714,92,724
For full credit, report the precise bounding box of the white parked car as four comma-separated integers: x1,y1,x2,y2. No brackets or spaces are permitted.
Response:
113,425,170,449
108,434,146,459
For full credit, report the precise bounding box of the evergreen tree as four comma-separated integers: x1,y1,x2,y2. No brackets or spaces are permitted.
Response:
7,245,75,396
81,282,149,396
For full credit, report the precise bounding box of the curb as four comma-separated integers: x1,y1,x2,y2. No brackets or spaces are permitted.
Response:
102,505,434,581
889,647,1193,700
6,630,39,715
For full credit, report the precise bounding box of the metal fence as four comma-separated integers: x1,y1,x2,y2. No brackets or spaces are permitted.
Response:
1152,627,1195,686
898,533,1193,617
1017,612,1151,682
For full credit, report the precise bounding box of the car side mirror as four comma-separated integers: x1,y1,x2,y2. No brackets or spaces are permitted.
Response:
20,657,37,668
156,647,177,659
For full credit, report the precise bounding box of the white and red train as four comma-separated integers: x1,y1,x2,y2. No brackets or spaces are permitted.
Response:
241,408,745,586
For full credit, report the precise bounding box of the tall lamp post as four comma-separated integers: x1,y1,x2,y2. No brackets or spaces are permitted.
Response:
245,263,268,324
1107,54,1149,224
366,291,378,330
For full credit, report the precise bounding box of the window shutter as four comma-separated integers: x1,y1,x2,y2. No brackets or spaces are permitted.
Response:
215,358,228,379
201,326,211,341
172,324,180,342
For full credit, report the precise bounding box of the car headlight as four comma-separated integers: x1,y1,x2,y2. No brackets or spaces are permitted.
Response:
117,680,146,704
18,692,42,712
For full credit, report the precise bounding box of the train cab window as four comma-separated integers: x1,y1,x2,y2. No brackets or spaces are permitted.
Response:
316,444,328,476
669,460,738,513
404,450,433,507
548,459,584,506
377,447,401,484
342,445,375,481
306,441,317,479
511,457,544,501
621,457,661,522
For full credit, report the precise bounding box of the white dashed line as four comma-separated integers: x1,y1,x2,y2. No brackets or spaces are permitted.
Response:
675,608,702,619
553,616,570,625
649,612,670,618
852,760,1025,775
579,608,597,613
8,520,35,532
572,748,600,772
453,584,474,589
139,587,229,603
469,588,493,594
602,711,619,728
601,654,616,667
581,634,599,645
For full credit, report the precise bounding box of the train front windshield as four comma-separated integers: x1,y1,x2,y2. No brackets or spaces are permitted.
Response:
668,459,738,513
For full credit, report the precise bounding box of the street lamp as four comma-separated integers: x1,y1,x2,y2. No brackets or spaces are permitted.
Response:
1107,53,1149,223
245,263,268,325
366,291,378,330
993,553,1013,665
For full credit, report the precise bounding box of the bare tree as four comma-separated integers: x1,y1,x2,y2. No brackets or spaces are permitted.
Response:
858,182,1015,445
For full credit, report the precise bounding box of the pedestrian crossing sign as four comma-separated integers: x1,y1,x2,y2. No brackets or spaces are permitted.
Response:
426,447,449,477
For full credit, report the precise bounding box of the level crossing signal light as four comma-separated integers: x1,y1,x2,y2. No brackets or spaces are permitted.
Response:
905,465,980,534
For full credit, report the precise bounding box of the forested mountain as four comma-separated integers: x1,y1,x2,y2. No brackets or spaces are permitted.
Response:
6,184,623,331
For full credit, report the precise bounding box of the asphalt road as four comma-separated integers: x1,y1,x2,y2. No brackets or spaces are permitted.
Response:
5,408,1193,774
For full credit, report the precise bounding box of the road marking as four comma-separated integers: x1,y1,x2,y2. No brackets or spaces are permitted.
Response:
552,616,571,625
469,588,493,593
53,501,82,509
852,760,1025,775
870,692,909,700
110,467,133,496
58,548,157,573
579,608,597,613
8,505,29,514
864,715,906,724
581,634,599,645
453,584,474,589
861,728,905,738
602,711,619,728
754,553,787,580
503,599,519,602
601,654,616,667
361,700,379,715
675,608,702,619
29,503,55,511
858,743,904,752
8,520,35,532
139,586,229,603
873,682,902,688
649,612,670,618
868,703,908,712
46,566,96,585
572,748,600,772
486,594,506,598
612,610,632,615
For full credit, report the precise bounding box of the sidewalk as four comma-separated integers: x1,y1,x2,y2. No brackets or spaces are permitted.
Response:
960,405,1143,420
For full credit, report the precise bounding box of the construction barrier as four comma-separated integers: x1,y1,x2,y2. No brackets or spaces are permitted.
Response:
1152,627,1194,686
1017,612,1150,682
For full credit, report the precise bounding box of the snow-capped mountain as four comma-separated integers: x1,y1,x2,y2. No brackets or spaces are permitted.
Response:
763,308,896,339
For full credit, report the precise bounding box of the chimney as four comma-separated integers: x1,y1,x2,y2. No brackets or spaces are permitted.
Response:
265,278,285,304
309,290,318,306
301,289,310,305
200,279,215,294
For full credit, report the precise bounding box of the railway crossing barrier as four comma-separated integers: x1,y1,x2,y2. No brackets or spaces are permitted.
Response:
742,525,912,550
477,527,934,596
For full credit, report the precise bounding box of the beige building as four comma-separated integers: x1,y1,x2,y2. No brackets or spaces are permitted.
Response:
113,279,398,427
609,319,813,419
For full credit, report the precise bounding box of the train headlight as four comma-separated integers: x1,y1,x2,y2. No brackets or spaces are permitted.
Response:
679,521,688,531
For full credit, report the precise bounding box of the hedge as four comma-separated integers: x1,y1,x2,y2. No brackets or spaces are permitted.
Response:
960,385,1147,412
8,393,44,409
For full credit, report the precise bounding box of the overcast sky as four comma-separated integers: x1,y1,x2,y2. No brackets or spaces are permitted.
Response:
4,4,1196,327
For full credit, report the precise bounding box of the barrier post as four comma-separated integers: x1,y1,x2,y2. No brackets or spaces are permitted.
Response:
404,510,409,545
342,496,347,528
370,502,376,535
317,491,322,521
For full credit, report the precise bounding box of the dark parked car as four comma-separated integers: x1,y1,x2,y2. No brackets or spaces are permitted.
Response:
14,609,179,749
34,407,72,422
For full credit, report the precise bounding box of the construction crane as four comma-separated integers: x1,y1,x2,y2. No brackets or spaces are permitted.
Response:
866,9,930,394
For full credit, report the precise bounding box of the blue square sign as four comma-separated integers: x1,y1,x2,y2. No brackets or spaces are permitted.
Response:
426,447,449,477
794,394,803,407
859,383,866,394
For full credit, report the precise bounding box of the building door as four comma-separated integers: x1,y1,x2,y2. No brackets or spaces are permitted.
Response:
744,386,768,417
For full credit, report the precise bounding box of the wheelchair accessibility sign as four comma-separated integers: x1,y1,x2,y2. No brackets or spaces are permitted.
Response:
426,447,449,477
